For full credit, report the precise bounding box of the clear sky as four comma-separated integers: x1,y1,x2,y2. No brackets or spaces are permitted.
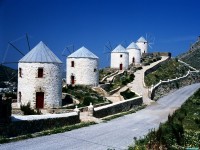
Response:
1,0,200,69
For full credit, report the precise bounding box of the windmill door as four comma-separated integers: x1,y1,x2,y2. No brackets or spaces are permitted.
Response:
71,75,75,84
120,64,123,70
36,92,44,109
132,57,135,64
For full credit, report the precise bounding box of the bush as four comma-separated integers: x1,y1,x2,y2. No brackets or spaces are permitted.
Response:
120,89,136,99
20,102,41,115
82,96,94,106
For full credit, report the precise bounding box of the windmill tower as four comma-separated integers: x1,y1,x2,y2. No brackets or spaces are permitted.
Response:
18,41,63,109
110,44,129,70
66,46,99,86
136,35,154,55
126,42,141,65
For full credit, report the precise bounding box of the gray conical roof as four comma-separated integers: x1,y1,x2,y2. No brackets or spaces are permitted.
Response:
112,44,128,53
68,46,98,59
127,42,140,50
137,36,147,43
19,41,62,63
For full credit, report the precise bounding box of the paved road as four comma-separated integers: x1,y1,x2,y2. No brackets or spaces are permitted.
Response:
1,83,200,150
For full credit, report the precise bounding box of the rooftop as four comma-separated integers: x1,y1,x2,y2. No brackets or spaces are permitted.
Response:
137,36,147,43
112,44,128,53
68,46,98,59
19,41,62,63
127,42,140,50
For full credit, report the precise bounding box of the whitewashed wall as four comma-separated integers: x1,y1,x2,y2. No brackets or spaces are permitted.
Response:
110,52,129,69
127,48,141,65
66,58,99,86
136,42,148,54
17,63,62,108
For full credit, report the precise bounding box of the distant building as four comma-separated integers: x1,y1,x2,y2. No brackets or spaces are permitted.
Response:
66,46,99,86
126,42,141,65
136,36,148,54
110,44,129,70
17,41,62,109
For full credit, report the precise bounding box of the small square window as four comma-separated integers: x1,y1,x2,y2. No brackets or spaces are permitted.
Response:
120,54,123,57
71,61,74,67
94,68,97,72
38,68,43,78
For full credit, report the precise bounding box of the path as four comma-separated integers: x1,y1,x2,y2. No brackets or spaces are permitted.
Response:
106,56,169,104
1,83,199,150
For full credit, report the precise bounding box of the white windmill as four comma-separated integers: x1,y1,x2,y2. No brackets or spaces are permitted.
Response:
136,34,155,55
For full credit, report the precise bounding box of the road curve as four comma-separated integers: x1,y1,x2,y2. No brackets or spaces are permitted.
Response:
1,83,200,150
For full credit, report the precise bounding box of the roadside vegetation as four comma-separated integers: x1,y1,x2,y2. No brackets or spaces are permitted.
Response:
129,88,200,150
99,68,117,81
62,85,107,107
103,71,135,92
144,59,189,87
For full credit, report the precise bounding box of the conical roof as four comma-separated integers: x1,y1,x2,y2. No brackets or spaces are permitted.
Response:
137,36,147,43
112,44,128,53
68,46,98,59
127,42,140,50
19,41,62,63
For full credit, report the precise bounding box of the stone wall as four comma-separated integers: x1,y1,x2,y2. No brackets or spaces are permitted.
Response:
0,112,80,138
150,71,200,100
93,96,143,118
144,57,170,77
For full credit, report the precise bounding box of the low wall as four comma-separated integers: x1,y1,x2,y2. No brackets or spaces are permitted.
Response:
150,71,200,100
93,96,143,118
144,57,170,77
0,112,80,138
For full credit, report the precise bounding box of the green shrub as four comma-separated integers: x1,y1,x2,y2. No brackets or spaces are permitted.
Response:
120,89,136,99
20,102,41,115
82,96,94,106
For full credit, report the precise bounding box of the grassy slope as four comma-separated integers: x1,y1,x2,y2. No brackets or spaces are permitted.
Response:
144,59,189,87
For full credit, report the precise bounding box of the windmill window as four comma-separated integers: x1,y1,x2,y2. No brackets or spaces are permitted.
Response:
94,68,97,72
19,92,21,102
71,61,74,67
120,54,123,57
19,68,22,77
38,68,43,78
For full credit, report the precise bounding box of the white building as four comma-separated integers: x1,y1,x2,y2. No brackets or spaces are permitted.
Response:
126,42,141,65
17,41,63,109
110,44,129,70
136,36,148,54
66,46,99,86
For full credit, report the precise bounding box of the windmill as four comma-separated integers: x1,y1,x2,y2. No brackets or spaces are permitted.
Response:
103,41,113,67
145,33,155,51
1,34,31,82
136,33,155,54
61,44,75,72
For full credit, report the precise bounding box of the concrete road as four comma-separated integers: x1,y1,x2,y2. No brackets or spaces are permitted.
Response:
1,83,200,150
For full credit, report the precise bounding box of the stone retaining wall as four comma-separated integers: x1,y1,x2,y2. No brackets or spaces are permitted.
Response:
93,96,143,118
150,71,200,100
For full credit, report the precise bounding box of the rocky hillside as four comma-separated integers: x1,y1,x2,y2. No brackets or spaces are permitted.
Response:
0,65,17,82
179,37,200,70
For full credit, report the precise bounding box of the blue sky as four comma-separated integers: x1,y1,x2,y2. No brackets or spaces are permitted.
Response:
1,0,200,69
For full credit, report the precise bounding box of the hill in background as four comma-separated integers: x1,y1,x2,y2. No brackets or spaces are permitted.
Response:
179,36,200,70
0,65,17,83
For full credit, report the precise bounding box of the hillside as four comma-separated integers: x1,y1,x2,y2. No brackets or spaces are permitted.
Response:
0,65,17,83
144,59,189,87
179,38,200,70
